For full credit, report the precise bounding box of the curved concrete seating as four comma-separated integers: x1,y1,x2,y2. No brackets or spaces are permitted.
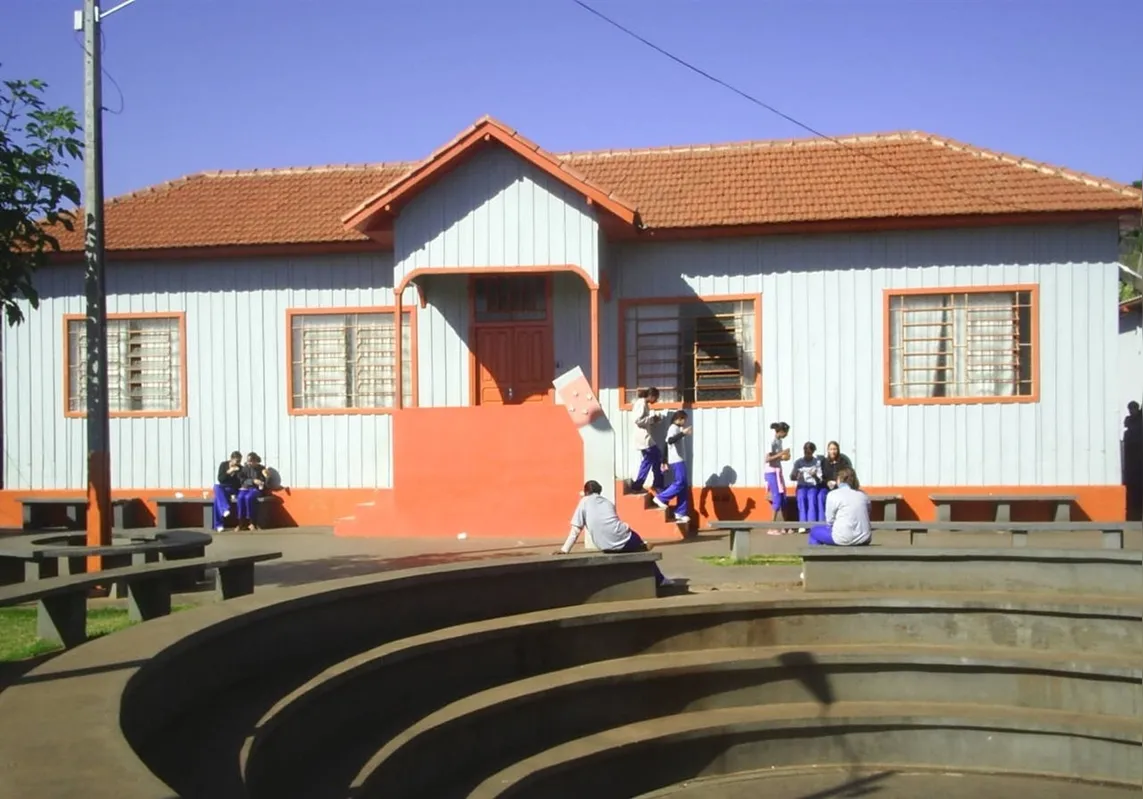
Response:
802,548,1143,597
0,552,661,799
354,645,1141,798
467,703,1143,799
242,592,1142,798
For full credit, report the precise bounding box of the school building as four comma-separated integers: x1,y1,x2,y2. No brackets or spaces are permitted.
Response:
2,117,1139,539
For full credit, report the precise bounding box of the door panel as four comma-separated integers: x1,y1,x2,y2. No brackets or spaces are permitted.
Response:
475,327,513,405
512,327,552,404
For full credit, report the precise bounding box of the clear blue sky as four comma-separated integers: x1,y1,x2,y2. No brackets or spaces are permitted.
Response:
4,0,1141,199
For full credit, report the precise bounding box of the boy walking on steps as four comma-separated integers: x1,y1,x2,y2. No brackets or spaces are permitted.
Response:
653,410,692,524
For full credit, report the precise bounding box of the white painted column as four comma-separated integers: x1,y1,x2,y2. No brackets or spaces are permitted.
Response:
553,366,616,551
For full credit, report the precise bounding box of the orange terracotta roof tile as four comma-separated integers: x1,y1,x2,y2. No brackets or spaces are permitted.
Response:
50,127,1142,253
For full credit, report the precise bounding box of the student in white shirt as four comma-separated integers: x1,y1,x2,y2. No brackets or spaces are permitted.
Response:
556,480,669,588
626,387,665,494
652,410,692,524
809,466,872,547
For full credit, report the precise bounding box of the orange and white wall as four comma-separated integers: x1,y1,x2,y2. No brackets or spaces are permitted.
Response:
0,140,1129,531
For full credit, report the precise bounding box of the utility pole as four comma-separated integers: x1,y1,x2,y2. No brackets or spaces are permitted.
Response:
79,0,112,555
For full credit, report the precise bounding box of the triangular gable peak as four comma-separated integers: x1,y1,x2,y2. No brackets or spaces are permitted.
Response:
342,116,639,241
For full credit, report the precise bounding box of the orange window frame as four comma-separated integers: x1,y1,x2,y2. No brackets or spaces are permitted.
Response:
62,311,189,419
882,284,1040,406
285,306,418,416
617,293,763,410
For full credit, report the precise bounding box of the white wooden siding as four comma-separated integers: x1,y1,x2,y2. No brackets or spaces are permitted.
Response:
604,223,1123,489
2,253,409,491
394,147,601,284
1120,307,1142,410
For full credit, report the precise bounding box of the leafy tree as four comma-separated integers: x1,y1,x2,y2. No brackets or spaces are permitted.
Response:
1120,180,1142,302
0,68,82,326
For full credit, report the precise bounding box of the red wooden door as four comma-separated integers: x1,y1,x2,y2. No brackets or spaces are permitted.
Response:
471,275,554,406
475,327,513,405
511,327,553,404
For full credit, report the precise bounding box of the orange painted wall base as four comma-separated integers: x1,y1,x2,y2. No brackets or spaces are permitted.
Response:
696,484,1127,524
0,482,1124,536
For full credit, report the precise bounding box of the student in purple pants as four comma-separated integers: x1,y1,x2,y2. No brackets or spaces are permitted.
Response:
234,452,268,531
626,387,665,494
764,422,791,528
790,441,824,527
808,467,872,547
653,410,692,524
212,450,243,532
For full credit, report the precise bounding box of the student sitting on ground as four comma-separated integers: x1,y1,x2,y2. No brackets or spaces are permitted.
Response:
808,466,871,547
212,450,243,532
556,480,672,591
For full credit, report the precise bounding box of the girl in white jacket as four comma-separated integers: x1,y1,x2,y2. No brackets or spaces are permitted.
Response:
626,387,665,494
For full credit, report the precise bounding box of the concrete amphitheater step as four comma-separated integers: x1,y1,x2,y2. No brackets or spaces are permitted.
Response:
638,767,1143,799
353,644,1141,798
465,702,1142,799
241,592,1142,798
802,548,1143,597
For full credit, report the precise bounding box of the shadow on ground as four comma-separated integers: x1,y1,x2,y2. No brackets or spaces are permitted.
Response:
253,550,536,588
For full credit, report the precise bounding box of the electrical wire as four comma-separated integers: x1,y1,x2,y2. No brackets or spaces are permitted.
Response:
72,29,126,115
571,0,1033,212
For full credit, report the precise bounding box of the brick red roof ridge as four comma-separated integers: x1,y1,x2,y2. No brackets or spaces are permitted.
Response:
559,129,1142,199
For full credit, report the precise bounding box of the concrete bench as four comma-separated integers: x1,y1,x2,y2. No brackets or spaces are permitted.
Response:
0,529,212,587
18,496,138,531
930,493,1077,523
866,493,903,522
799,547,1143,599
156,494,284,530
709,520,1140,558
0,551,281,649
876,521,1138,549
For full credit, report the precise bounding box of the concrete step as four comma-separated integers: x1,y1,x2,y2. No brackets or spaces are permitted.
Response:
242,592,1142,798
355,644,1141,798
802,547,1143,598
467,702,1142,799
638,767,1142,799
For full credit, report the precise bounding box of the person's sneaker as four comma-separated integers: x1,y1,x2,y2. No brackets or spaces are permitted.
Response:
215,526,224,533
799,570,805,582
675,514,690,524
652,497,668,510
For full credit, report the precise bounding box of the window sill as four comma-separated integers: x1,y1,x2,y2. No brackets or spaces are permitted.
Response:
883,394,1039,407
65,410,187,419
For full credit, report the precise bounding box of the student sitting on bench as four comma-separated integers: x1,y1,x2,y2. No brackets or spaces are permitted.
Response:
809,466,871,547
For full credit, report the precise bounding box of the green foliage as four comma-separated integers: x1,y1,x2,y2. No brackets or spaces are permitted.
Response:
698,554,803,567
0,67,82,326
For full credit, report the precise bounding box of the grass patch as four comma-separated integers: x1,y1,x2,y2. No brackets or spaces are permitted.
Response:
698,554,804,567
0,605,192,662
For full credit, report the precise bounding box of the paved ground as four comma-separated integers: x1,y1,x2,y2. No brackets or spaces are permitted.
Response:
147,522,1142,605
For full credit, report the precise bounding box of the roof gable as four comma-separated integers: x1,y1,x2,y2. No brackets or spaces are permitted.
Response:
342,116,638,239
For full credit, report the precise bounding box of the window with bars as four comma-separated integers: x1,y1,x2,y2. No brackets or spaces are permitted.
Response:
622,298,759,405
67,315,183,414
289,311,413,411
887,288,1036,402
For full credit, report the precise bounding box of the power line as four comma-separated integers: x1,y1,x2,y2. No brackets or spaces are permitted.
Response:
571,0,1032,213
